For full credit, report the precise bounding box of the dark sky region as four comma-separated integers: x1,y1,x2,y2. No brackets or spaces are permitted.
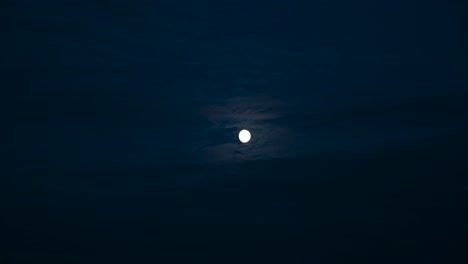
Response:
1,1,468,263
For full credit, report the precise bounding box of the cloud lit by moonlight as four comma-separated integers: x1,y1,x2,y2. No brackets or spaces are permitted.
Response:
199,96,293,162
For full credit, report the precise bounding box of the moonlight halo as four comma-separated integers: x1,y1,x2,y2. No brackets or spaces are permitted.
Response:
239,129,251,143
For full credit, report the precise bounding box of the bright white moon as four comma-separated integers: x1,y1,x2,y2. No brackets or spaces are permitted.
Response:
239,129,251,143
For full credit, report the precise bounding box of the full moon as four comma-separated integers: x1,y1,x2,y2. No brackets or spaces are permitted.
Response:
238,129,251,143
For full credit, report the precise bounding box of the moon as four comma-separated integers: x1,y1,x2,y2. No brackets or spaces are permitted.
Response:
238,129,251,143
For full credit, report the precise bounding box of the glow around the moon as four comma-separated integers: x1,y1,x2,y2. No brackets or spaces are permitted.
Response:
239,129,251,143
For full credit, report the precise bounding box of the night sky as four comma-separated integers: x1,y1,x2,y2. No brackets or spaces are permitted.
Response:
2,1,468,263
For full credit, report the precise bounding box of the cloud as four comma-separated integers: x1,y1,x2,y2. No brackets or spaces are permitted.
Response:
198,96,294,162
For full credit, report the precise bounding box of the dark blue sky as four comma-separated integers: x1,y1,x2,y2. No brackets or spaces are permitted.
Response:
2,1,468,263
